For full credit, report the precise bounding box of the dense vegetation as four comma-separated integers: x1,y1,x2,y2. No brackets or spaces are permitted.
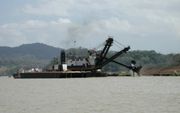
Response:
0,43,60,76
0,43,180,76
104,50,180,72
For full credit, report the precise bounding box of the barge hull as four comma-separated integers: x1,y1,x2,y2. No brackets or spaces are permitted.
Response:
13,71,107,78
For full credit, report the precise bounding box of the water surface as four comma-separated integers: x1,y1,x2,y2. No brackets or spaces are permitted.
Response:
0,76,180,113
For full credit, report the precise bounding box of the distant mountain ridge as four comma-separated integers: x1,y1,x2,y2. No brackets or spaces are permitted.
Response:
0,43,61,59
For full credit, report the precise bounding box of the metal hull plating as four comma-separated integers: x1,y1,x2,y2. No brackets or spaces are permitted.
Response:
13,71,108,78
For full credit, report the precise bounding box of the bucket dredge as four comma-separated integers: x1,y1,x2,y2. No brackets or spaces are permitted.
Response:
13,37,142,78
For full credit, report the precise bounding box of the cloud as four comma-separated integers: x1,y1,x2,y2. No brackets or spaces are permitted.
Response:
0,0,180,53
0,18,73,47
23,0,75,16
0,26,27,46
22,0,180,37
0,18,133,47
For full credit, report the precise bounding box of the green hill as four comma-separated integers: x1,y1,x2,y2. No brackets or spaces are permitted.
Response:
0,43,61,76
0,43,180,76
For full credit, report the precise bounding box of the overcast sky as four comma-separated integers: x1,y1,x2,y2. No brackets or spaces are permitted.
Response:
0,0,180,54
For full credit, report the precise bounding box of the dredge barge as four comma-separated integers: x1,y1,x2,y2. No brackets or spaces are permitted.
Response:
13,37,142,78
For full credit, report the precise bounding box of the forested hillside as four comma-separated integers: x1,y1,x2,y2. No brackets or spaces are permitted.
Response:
0,43,61,76
0,44,180,76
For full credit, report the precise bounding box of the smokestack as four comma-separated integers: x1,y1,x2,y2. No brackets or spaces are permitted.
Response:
60,50,66,64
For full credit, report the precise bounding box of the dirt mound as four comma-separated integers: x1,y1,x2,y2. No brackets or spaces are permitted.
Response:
141,66,180,76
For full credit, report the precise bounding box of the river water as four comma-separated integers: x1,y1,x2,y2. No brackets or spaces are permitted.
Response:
0,76,180,113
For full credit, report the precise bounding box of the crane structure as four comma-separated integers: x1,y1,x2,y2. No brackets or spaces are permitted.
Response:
91,37,141,74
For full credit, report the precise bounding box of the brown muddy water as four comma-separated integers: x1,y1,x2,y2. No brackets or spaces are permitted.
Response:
0,76,180,113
